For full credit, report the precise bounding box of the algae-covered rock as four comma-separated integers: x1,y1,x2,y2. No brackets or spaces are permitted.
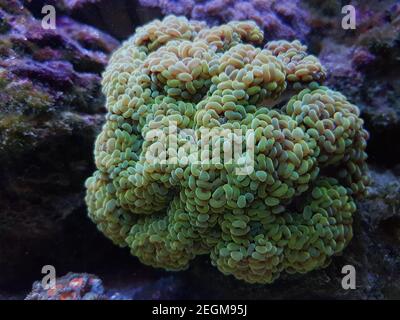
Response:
24,0,162,40
0,0,121,287
25,272,108,300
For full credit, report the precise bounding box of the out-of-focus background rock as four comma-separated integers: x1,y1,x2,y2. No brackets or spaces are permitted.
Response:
24,272,188,300
0,0,137,292
1,0,399,299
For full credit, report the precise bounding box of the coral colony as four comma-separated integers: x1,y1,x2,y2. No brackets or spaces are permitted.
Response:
86,16,369,284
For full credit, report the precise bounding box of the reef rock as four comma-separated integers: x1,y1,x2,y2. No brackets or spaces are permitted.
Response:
139,0,311,41
25,272,187,300
308,0,400,167
0,0,121,288
25,273,108,300
24,0,162,39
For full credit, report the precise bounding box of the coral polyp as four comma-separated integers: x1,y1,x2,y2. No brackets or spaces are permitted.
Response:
85,15,369,284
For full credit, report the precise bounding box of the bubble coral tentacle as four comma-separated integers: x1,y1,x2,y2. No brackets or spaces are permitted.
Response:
85,15,369,284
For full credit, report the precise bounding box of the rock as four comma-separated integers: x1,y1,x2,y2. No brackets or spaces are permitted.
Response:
24,0,162,40
139,0,311,41
25,273,108,300
307,0,400,166
0,0,124,288
25,272,186,300
136,0,400,166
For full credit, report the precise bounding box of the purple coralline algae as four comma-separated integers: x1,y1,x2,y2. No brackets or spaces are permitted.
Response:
0,0,119,287
139,0,311,40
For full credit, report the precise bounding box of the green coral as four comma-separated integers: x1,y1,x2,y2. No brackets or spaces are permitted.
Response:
85,15,369,284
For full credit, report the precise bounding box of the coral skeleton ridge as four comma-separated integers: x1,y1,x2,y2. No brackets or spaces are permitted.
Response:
86,15,369,284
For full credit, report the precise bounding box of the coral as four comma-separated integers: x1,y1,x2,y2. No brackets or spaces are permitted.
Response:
185,169,400,299
86,16,369,284
25,272,187,300
26,0,161,40
21,169,400,300
25,273,107,300
137,0,400,167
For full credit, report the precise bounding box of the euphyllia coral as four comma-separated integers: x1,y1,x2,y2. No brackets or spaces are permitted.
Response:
85,15,369,284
